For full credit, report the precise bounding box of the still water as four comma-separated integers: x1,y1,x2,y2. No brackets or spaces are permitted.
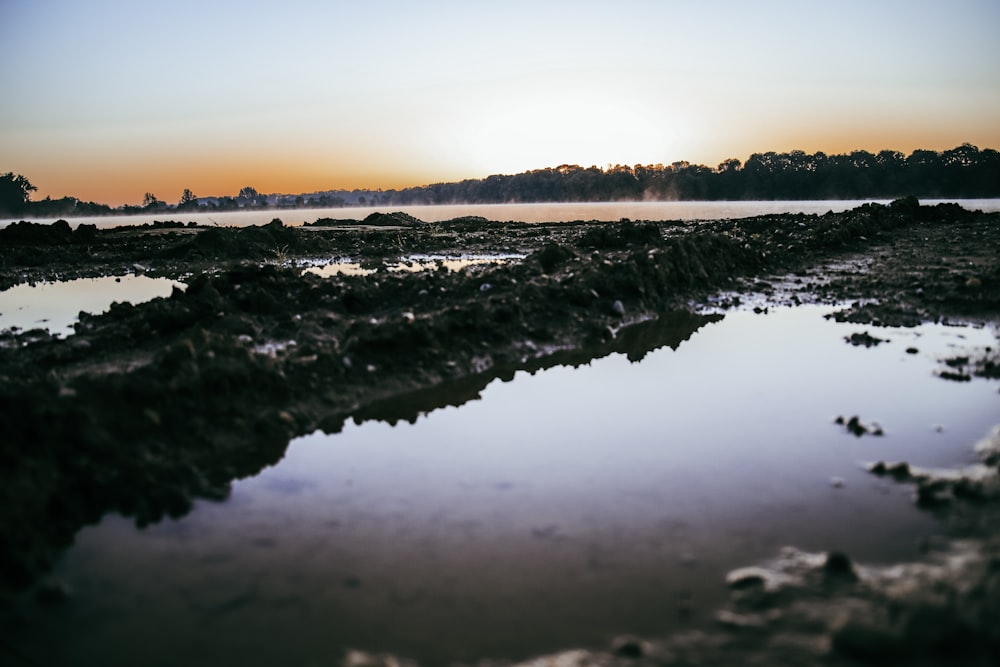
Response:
11,306,999,666
0,274,184,336
4,199,1000,228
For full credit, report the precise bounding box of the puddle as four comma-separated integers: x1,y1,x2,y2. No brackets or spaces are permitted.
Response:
0,274,186,336
389,253,524,273
10,307,1000,666
302,253,523,278
301,261,375,278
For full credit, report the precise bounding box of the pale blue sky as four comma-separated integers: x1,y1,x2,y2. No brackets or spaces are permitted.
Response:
2,0,998,204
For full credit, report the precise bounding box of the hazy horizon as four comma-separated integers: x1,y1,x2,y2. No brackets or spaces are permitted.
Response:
3,0,999,207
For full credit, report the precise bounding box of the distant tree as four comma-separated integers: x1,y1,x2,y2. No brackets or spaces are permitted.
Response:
179,188,197,205
237,186,260,204
142,192,160,208
0,172,38,214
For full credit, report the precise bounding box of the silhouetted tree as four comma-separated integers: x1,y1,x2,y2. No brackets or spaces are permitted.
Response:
0,172,38,214
237,186,262,206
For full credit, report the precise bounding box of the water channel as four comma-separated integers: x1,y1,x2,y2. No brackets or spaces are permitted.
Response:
7,304,998,666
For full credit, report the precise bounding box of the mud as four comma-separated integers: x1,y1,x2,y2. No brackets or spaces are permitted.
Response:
2,199,999,664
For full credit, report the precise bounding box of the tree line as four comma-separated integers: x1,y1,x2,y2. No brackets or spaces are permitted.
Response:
2,144,998,217
379,144,999,204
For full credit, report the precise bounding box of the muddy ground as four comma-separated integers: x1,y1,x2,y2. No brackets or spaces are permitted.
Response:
1,198,999,665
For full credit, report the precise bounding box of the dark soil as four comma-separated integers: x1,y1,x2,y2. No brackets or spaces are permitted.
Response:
2,199,999,665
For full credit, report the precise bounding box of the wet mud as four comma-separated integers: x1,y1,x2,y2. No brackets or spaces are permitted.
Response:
2,200,1000,664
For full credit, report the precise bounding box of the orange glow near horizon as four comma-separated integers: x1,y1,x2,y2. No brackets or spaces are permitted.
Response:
23,133,1000,208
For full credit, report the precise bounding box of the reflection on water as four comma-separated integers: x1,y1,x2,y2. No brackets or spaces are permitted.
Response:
0,274,185,336
303,254,525,278
301,261,374,278
390,253,525,273
302,253,524,278
12,307,1000,666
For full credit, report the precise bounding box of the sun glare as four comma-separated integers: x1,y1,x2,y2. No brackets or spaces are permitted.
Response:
444,78,689,175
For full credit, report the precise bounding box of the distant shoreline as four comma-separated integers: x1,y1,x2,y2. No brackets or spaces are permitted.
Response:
3,145,998,219
4,197,1000,229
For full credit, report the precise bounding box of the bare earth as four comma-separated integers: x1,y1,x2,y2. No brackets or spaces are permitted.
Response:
1,198,998,665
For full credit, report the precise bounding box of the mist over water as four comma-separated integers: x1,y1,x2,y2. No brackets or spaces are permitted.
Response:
4,199,1000,228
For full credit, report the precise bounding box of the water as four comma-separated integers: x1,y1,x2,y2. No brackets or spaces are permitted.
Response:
301,253,525,279
4,199,1000,228
0,274,185,336
11,306,999,666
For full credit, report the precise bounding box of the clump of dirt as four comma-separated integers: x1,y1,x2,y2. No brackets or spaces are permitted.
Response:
834,415,885,437
845,331,886,347
937,349,1000,383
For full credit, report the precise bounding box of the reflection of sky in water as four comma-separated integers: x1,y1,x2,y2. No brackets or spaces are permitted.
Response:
0,274,185,336
301,261,373,278
302,253,524,278
22,307,1000,666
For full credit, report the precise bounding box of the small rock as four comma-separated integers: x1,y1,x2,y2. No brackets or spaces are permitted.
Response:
479,283,493,292
401,311,415,323
845,331,885,347
726,566,774,590
965,276,982,289
611,635,649,658
846,416,866,437
906,347,919,354
823,551,858,581
867,460,912,480
612,300,626,317
836,415,882,437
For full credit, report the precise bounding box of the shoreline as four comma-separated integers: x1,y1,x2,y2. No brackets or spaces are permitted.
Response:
4,197,1000,231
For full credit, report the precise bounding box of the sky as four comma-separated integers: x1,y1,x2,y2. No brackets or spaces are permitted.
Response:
2,0,999,206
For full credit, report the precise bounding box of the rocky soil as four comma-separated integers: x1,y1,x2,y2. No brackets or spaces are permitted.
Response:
1,198,999,665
